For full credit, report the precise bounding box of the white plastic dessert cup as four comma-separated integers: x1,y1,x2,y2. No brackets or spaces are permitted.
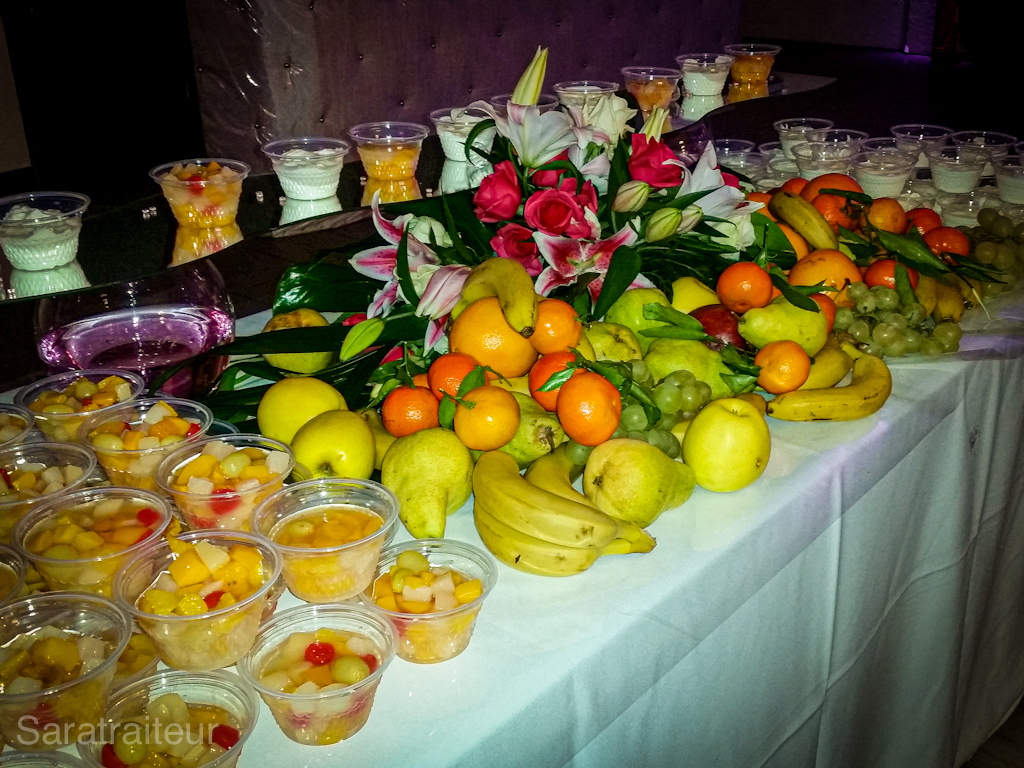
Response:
791,142,858,180
13,487,172,597
890,123,952,168
0,404,35,449
767,156,800,180
724,43,782,83
251,478,399,603
553,80,619,109
113,530,283,672
0,192,90,272
0,543,27,606
149,159,250,228
487,93,559,117
620,67,681,116
261,137,350,200
925,144,988,194
951,130,1017,177
429,107,496,168
862,135,927,160
0,592,131,751
237,603,396,746
14,369,147,445
155,435,294,531
995,156,1024,204
76,669,259,768
348,122,429,181
757,141,784,161
0,442,97,546
773,118,834,159
805,128,869,149
78,398,214,492
361,538,497,664
714,139,766,176
934,191,1003,228
850,151,917,198
675,53,734,96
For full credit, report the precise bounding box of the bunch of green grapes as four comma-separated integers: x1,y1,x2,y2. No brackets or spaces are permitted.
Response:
969,209,1024,294
832,282,961,358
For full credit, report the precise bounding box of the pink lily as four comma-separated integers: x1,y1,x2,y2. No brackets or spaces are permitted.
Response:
416,265,472,319
533,224,650,303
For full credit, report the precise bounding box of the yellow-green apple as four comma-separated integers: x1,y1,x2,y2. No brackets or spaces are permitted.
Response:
290,409,375,479
256,377,347,444
681,397,771,491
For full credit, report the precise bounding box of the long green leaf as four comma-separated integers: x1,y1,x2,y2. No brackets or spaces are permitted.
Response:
395,228,419,307
441,192,478,265
894,263,918,308
639,326,713,341
591,246,642,320
464,119,497,164
769,271,819,312
274,260,378,314
875,229,950,279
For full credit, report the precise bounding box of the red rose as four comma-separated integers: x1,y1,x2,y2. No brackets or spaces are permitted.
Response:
523,188,585,237
558,177,598,213
532,149,570,188
491,224,543,276
341,313,368,326
721,171,741,188
628,134,683,188
473,160,522,223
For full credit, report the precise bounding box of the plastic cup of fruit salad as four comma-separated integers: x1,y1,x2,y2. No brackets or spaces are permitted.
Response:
0,192,90,272
0,405,35,449
15,371,146,445
0,543,27,606
113,530,282,671
361,539,497,664
79,398,214,492
251,478,399,603
148,159,250,228
13,487,172,597
620,67,681,117
155,435,294,531
0,751,87,766
76,668,258,768
110,627,160,694
348,122,429,181
724,43,782,84
238,603,396,746
0,591,131,751
0,442,97,545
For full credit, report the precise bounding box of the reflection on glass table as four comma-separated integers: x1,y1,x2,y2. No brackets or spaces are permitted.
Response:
682,94,724,123
8,260,90,299
361,177,422,206
726,81,769,103
440,161,491,195
171,224,244,266
279,196,343,227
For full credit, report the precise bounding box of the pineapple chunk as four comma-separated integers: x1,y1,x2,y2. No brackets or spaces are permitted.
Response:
193,541,230,573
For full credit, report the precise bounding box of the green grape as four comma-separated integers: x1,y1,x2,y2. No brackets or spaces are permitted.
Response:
833,307,855,330
989,215,1015,240
903,328,923,353
932,321,962,347
664,370,696,389
974,240,998,264
855,293,877,314
956,225,972,235
677,386,702,412
653,383,682,414
994,243,1016,271
655,413,680,431
920,338,945,356
626,430,649,442
940,337,960,353
610,425,627,440
983,280,1005,296
1015,222,1024,240
978,207,999,229
884,312,908,330
631,360,652,384
847,281,870,302
872,322,900,347
694,381,713,404
902,302,927,327
565,440,594,466
861,341,883,357
848,319,872,342
620,403,649,431
883,335,907,358
648,429,680,458
872,286,899,311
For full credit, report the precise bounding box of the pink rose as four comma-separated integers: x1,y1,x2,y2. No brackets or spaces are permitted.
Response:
627,134,683,188
490,224,543,276
531,150,570,188
523,188,585,237
473,160,522,223
721,171,741,188
558,177,598,213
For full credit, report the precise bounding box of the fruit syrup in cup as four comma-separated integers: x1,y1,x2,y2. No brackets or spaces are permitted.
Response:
348,122,429,182
621,67,681,119
148,159,249,228
113,530,283,672
0,543,27,606
773,118,834,159
925,144,989,194
237,603,397,746
724,43,782,84
250,477,399,603
890,123,953,168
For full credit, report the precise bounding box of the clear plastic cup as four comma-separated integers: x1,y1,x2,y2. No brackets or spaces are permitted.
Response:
805,128,869,149
0,752,86,767
713,139,766,175
850,151,917,199
774,118,834,159
15,370,147,444
76,669,259,768
791,142,858,180
361,539,496,664
0,192,90,272
951,130,1018,177
724,43,782,83
934,191,1003,228
862,135,926,159
13,487,172,597
113,530,283,671
0,592,131,751
487,93,559,117
767,156,800,180
170,224,244,267
261,137,350,200
620,67,681,116
1001,203,1024,225
675,54,734,96
110,626,160,693
251,478,399,603
237,603,396,745
890,123,953,167
155,435,294,531
0,543,27,606
0,442,97,545
552,81,619,109
926,144,988,193
714,138,756,155
429,107,496,167
758,141,784,161
0,405,35,449
361,177,422,206
348,122,429,181
995,156,1024,204
149,159,249,228
78,398,214,492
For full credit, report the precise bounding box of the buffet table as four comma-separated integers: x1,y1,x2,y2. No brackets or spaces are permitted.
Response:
216,299,1024,768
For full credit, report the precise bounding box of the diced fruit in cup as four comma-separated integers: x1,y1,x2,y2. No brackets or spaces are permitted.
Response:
113,632,158,686
273,506,382,549
626,79,677,114
0,413,28,446
0,561,19,600
0,462,84,503
157,162,244,227
29,376,134,416
357,144,420,180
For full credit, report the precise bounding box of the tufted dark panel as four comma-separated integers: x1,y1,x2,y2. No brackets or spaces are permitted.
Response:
185,0,742,170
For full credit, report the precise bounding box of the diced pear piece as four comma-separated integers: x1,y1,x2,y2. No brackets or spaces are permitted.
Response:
193,541,230,573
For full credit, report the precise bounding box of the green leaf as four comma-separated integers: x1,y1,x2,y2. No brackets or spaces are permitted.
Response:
230,360,284,382
438,395,457,429
639,326,713,341
530,159,583,188
273,260,379,315
441,192,479,265
591,246,642,320
819,188,873,206
662,187,715,211
722,373,759,394
457,366,488,396
464,119,497,163
893,263,918,308
642,302,706,330
537,367,577,392
875,229,952,279
571,290,591,320
768,270,819,312
395,228,419,307
838,226,872,246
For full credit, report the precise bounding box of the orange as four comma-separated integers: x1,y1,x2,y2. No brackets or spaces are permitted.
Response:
449,296,538,378
453,386,521,450
863,258,919,290
412,373,430,388
810,293,837,332
864,198,908,234
556,372,622,447
906,207,942,237
716,262,775,314
528,352,580,412
786,248,864,308
754,340,811,394
776,222,809,259
800,173,863,202
923,227,970,261
381,386,440,437
747,192,777,221
427,352,481,401
530,299,583,355
812,193,858,233
779,177,809,196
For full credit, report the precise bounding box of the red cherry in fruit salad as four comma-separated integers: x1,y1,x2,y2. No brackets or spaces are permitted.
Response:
361,654,378,673
211,723,240,750
210,487,241,515
136,507,160,526
304,641,336,666
186,422,202,437
203,590,225,609
186,174,205,194
102,743,128,768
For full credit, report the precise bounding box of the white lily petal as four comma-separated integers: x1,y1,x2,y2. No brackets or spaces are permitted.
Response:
506,107,577,167
696,185,749,219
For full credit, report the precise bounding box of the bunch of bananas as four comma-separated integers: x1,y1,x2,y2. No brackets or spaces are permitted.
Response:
472,449,655,577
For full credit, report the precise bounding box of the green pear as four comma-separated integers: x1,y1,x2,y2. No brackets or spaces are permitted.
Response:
381,428,473,538
583,438,695,526
603,287,671,354
737,296,828,356
261,308,333,374
643,338,733,399
499,392,566,468
583,322,643,362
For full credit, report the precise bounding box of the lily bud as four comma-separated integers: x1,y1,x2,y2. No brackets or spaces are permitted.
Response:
641,107,670,143
612,180,651,213
644,207,683,243
511,47,548,106
340,317,385,361
676,204,703,235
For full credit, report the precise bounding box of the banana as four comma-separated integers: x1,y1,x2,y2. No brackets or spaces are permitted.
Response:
736,392,768,415
473,503,603,576
523,445,591,507
768,191,840,251
765,353,892,421
450,257,539,337
914,274,938,316
799,335,853,390
473,451,620,549
950,274,984,308
932,279,965,323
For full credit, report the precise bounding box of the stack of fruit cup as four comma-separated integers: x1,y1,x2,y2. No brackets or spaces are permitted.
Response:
0,543,26,606
0,405,34,449
773,118,834,159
